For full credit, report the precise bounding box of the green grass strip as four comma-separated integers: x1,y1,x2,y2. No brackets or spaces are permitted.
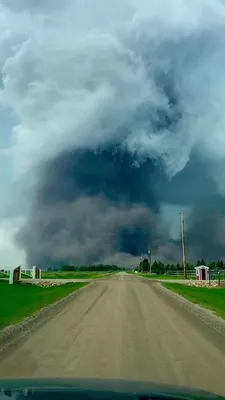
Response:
40,271,111,279
163,283,225,319
0,281,87,330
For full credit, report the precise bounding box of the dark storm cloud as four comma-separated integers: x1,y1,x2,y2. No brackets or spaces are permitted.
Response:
156,153,220,207
36,146,159,210
16,145,162,266
17,195,158,267
185,207,225,261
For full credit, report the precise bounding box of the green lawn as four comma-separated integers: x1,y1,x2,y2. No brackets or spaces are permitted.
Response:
40,271,113,279
0,272,8,279
0,272,34,280
163,283,225,319
0,281,87,330
138,273,186,280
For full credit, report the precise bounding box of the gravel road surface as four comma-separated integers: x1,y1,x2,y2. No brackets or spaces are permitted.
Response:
0,273,225,395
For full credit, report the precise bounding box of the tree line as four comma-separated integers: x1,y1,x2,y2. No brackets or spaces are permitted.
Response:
46,259,225,273
136,258,225,274
48,264,121,272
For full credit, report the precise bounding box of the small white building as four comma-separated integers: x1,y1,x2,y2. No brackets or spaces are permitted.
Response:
195,265,209,281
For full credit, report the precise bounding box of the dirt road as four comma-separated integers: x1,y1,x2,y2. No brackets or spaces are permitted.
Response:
1,273,225,395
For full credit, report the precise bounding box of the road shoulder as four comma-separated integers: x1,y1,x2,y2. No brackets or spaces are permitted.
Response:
141,279,225,355
0,282,92,358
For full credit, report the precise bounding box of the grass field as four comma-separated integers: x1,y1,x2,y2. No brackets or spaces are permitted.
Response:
0,272,8,279
0,281,87,330
163,283,225,319
0,271,114,281
0,272,32,279
137,273,187,280
40,271,113,279
0,272,40,280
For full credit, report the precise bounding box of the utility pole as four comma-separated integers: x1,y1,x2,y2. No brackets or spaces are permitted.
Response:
179,211,187,279
140,254,143,273
148,246,152,273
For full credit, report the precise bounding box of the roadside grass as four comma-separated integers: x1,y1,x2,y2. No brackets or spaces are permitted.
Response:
91,272,115,279
137,273,186,280
40,271,112,279
0,272,34,280
21,273,31,279
0,271,115,280
137,273,197,280
0,272,8,279
0,281,87,330
163,283,225,319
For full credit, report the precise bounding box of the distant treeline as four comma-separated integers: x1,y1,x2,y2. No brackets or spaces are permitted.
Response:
48,264,122,272
137,258,225,274
46,259,225,273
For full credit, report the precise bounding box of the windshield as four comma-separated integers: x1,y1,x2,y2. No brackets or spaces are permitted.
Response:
0,0,225,398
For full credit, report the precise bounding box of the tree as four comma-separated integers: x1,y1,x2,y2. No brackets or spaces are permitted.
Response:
208,261,216,269
61,265,75,271
136,264,141,272
143,258,150,272
139,258,150,272
196,259,206,266
176,263,181,271
157,261,165,275
165,264,170,271
77,264,119,271
151,261,158,273
186,263,194,270
215,260,224,269
151,261,165,275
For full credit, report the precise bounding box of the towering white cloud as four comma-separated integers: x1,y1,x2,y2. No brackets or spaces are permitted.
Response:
1,0,225,265
0,0,225,182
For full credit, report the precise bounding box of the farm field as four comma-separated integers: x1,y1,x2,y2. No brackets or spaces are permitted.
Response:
40,270,115,279
135,273,194,280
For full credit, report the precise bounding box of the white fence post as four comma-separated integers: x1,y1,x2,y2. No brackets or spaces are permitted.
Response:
9,266,21,284
9,269,13,284
32,266,36,279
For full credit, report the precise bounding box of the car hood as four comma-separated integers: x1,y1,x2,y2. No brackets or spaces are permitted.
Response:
0,378,222,400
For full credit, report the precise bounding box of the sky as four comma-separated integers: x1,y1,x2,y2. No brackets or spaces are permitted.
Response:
1,0,225,268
